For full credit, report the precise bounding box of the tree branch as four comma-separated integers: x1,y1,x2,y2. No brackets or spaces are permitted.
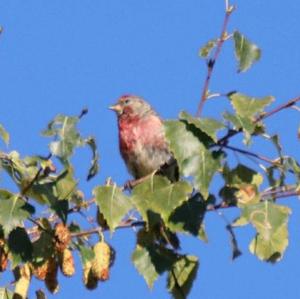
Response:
70,220,145,238
196,4,235,117
217,95,300,146
222,144,278,165
256,96,300,122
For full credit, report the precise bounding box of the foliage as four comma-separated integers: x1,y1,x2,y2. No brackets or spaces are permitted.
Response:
0,2,299,299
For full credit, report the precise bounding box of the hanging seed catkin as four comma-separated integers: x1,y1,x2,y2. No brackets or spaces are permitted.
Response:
14,264,31,299
83,261,98,290
59,248,75,277
54,223,71,252
45,257,59,294
31,259,51,281
0,239,8,272
91,241,111,281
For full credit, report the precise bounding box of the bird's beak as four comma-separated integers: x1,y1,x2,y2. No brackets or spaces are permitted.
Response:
109,103,122,114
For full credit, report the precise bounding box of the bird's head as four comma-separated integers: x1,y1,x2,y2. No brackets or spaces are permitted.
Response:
109,95,152,118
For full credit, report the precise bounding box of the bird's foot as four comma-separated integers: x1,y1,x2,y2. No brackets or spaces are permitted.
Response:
124,179,134,190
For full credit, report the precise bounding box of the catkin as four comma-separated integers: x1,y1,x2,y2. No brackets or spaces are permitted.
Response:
59,248,75,277
54,223,71,252
13,264,31,299
91,241,111,281
45,257,59,294
83,261,98,290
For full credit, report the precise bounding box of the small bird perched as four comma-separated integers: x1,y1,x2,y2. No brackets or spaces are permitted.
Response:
109,95,178,183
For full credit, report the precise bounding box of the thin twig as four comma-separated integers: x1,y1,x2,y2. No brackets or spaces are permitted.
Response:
256,96,300,122
21,154,53,196
196,4,235,117
222,144,277,165
217,95,300,146
59,186,300,239
70,220,145,238
122,172,155,190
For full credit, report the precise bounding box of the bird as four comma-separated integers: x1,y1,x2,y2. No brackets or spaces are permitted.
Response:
109,95,178,184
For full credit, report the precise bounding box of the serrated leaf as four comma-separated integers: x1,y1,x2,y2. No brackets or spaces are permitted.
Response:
132,176,192,225
85,137,99,181
0,124,9,145
221,164,263,206
167,255,199,299
0,194,34,236
199,39,217,58
233,201,290,262
0,151,38,189
164,121,222,199
168,194,207,241
132,245,159,288
0,152,77,205
26,176,74,207
223,111,254,131
223,111,255,145
42,115,83,160
132,234,178,289
229,93,274,119
93,184,132,233
32,231,55,264
8,227,32,266
223,164,263,186
180,111,224,142
233,31,261,72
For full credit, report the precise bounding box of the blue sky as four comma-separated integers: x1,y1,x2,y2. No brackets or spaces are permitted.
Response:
0,0,300,298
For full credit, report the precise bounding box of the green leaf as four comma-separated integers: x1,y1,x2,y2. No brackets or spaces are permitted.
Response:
0,194,34,236
233,201,290,262
42,114,83,160
229,93,274,119
18,166,77,207
164,120,222,199
223,111,255,145
168,193,207,242
180,111,224,142
43,114,100,178
223,111,254,131
0,151,38,189
132,245,159,288
167,255,199,299
199,39,217,58
222,164,263,187
78,245,95,265
8,227,32,266
85,137,100,181
0,152,77,205
221,164,263,206
233,31,261,72
0,124,9,145
93,184,132,233
132,231,178,289
32,231,54,264
131,176,193,225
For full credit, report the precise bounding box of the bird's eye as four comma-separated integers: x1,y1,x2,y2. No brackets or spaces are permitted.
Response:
124,99,130,104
